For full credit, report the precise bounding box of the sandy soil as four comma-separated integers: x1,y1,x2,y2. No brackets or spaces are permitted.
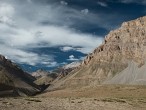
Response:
1,85,146,110
0,97,145,110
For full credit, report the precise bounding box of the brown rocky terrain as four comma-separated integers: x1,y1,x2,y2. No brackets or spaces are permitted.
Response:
0,55,42,96
104,61,146,85
32,69,55,85
32,69,50,79
52,61,81,79
1,85,146,110
33,62,80,86
48,16,146,90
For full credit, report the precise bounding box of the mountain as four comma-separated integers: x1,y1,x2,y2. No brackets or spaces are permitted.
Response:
46,61,81,90
32,69,49,79
33,70,57,86
0,55,42,97
32,62,80,86
34,75,54,86
48,61,81,81
47,16,146,89
63,62,81,69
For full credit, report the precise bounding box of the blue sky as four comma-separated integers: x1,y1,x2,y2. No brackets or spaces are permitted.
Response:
0,0,146,72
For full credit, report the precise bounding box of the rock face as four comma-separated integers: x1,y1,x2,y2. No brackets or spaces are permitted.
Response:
0,55,42,97
50,16,146,89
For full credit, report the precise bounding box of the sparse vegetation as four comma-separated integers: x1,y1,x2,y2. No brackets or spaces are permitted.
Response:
101,98,126,103
24,98,42,102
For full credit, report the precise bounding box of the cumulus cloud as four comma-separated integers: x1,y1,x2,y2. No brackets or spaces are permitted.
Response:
67,55,79,61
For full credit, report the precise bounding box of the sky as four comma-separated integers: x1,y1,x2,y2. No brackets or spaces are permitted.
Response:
0,0,146,72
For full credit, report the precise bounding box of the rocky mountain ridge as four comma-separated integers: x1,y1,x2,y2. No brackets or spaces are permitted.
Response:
31,62,80,86
32,69,50,79
48,16,146,89
0,55,44,96
82,16,146,66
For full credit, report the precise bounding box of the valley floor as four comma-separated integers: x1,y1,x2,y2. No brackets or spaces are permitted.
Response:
1,85,146,110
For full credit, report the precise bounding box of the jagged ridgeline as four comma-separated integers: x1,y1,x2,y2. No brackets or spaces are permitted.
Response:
0,55,43,97
49,16,146,89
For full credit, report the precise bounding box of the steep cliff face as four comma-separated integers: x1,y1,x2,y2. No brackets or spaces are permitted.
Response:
51,16,146,89
82,16,146,66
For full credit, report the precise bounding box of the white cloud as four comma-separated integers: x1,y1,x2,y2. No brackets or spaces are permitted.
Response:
67,55,79,61
1,0,140,68
0,3,15,24
0,23,102,49
45,61,58,68
81,9,89,15
0,0,106,66
60,1,68,5
0,44,54,66
113,0,146,5
60,46,75,52
97,1,108,7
